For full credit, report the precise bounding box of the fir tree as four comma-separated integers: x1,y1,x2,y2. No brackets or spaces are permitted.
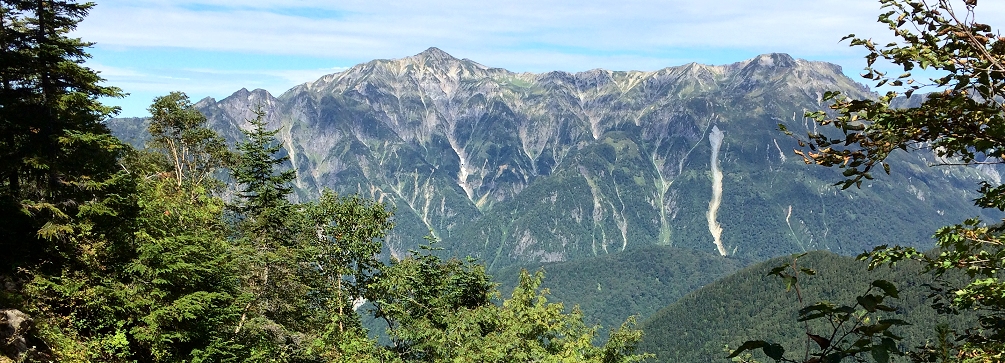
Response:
0,1,136,360
230,106,314,361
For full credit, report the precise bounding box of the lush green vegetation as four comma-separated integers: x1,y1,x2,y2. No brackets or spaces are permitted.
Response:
639,251,972,362
725,0,1005,361
495,245,749,332
0,2,649,362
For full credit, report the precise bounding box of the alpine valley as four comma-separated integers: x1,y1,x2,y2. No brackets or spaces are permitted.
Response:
108,47,999,271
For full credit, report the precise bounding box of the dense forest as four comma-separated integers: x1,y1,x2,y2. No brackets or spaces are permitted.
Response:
0,1,649,362
494,245,749,332
639,251,974,362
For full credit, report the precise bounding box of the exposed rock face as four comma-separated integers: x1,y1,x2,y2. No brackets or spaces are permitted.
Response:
108,47,1002,269
1,309,33,360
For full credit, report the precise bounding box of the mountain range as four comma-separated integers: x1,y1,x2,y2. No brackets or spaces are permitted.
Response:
108,47,999,270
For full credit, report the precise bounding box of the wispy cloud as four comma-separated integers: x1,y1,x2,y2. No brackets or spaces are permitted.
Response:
80,0,1005,66
90,62,347,116
78,0,900,64
77,0,1005,116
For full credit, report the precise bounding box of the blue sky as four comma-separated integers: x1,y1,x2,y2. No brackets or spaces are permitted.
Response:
74,0,1005,117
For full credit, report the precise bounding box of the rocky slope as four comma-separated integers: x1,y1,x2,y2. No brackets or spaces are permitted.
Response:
108,48,1000,269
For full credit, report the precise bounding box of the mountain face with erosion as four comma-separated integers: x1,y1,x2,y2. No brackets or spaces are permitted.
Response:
109,48,1000,270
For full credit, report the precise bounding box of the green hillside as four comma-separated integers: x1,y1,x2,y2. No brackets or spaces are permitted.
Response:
493,245,750,332
639,251,972,363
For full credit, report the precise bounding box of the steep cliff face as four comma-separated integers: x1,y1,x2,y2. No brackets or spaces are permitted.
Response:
109,47,1000,269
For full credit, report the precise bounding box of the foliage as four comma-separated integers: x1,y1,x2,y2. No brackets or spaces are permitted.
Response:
371,244,653,363
146,91,233,189
761,0,1005,361
641,251,971,363
125,173,243,362
300,190,393,333
729,254,908,363
228,106,318,361
0,0,138,360
232,106,295,230
0,0,127,246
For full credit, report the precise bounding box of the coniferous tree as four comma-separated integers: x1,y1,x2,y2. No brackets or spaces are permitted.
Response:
230,106,316,361
233,106,294,234
0,1,136,361
0,0,128,266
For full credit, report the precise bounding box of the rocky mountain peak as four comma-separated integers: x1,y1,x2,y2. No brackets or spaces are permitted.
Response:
194,96,217,108
107,48,999,271
411,47,457,62
725,53,869,99
749,53,797,68
219,88,276,108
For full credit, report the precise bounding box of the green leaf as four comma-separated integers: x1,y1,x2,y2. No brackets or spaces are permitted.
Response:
807,333,831,350
783,276,797,292
763,343,785,361
857,295,880,312
871,280,899,298
871,345,891,363
767,265,788,277
727,341,767,358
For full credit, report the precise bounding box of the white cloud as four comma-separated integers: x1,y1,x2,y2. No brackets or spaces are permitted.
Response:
79,0,1005,67
90,63,348,116
76,0,909,68
78,0,1005,116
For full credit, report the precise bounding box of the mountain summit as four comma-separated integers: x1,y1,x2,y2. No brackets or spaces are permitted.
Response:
411,47,458,62
110,50,996,269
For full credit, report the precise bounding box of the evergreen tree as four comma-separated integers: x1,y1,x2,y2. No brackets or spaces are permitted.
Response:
232,106,294,233
0,1,136,361
230,106,316,361
0,0,128,268
125,167,243,362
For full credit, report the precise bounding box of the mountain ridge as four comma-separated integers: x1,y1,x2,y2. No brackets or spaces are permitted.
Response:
107,48,998,269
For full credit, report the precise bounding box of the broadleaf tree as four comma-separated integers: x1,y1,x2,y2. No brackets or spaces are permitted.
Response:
743,0,1005,361
370,244,653,363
